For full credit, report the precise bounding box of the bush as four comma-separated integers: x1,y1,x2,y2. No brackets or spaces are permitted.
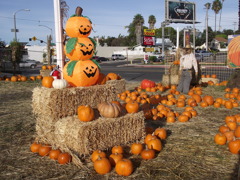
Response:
149,56,157,62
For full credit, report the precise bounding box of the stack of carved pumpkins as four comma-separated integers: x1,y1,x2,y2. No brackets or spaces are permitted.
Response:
62,6,100,87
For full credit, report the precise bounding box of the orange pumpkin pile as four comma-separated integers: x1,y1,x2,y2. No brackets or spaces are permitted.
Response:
0,74,43,82
214,113,240,154
30,142,72,164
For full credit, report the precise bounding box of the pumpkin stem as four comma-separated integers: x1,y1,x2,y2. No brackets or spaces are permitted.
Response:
75,6,83,16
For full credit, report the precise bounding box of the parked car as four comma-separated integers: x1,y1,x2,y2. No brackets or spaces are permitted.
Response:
19,60,37,68
98,57,109,62
111,54,126,60
195,50,213,58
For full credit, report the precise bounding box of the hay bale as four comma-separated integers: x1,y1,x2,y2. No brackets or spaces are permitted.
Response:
40,69,52,77
169,64,180,75
37,111,145,157
162,74,179,86
32,79,126,119
200,78,219,84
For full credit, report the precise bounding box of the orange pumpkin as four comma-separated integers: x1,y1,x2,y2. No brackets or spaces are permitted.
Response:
96,73,107,85
65,7,92,38
203,95,214,105
42,76,54,88
77,105,95,122
228,139,240,154
130,143,143,155
125,101,139,113
106,73,121,80
214,133,227,145
65,38,95,61
115,159,133,176
63,60,100,87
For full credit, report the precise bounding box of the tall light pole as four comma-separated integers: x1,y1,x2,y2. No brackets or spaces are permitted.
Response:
205,3,211,51
13,9,30,41
38,25,53,41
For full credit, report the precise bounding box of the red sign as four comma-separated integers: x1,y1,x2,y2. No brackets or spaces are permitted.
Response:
143,36,155,46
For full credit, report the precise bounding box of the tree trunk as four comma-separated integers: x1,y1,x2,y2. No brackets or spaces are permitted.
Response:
227,69,240,88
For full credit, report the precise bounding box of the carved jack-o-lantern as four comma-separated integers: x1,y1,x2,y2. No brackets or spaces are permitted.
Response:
65,6,92,38
63,60,100,87
64,37,94,61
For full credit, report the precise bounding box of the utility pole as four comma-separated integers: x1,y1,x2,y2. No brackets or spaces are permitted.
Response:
47,35,52,65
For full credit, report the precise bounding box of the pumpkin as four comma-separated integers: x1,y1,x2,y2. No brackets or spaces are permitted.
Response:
234,126,240,137
65,7,92,38
223,131,235,142
141,148,155,160
30,142,41,153
77,105,95,122
38,145,52,156
20,76,27,82
11,76,18,82
91,150,106,162
63,60,100,87
144,134,157,144
112,146,124,154
125,101,139,113
214,133,227,145
178,115,189,122
228,139,240,154
64,38,95,61
94,156,112,175
226,121,237,131
95,73,107,85
42,65,47,70
203,95,214,105
130,143,143,155
58,152,72,164
191,94,202,103
49,149,61,160
228,35,240,67
52,79,68,89
97,102,121,118
109,153,123,166
42,76,54,88
225,101,233,109
106,73,121,80
219,125,230,134
147,138,162,152
154,128,167,140
115,159,133,176
141,79,156,89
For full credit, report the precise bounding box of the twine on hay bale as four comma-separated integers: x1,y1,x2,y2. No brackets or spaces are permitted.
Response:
32,79,126,119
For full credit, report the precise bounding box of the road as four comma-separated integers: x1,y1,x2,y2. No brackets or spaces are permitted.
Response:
100,59,165,82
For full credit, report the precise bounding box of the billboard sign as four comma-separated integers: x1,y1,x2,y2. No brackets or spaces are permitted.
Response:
227,34,240,68
165,0,196,23
144,29,156,36
143,36,155,46
144,47,155,52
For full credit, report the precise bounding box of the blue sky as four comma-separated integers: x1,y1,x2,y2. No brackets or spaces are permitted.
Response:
0,0,238,45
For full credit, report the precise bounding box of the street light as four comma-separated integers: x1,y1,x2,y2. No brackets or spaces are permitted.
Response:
38,25,53,40
13,9,30,41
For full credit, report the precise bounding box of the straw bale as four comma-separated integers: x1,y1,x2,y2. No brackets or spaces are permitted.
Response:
40,69,52,77
200,77,219,84
162,74,179,86
49,111,145,156
32,79,126,119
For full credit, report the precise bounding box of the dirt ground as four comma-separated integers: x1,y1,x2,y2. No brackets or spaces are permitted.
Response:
0,80,240,180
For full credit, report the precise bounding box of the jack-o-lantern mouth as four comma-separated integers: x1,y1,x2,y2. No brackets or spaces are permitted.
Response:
83,66,97,78
79,29,91,35
80,49,93,56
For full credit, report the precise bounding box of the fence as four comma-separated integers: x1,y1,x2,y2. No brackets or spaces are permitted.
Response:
164,51,235,83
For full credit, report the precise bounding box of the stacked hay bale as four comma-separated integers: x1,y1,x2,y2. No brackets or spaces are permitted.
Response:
32,79,146,166
162,64,180,86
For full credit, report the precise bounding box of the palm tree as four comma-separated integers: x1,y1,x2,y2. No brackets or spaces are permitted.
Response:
212,0,222,32
133,14,144,45
148,15,156,30
218,0,224,31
